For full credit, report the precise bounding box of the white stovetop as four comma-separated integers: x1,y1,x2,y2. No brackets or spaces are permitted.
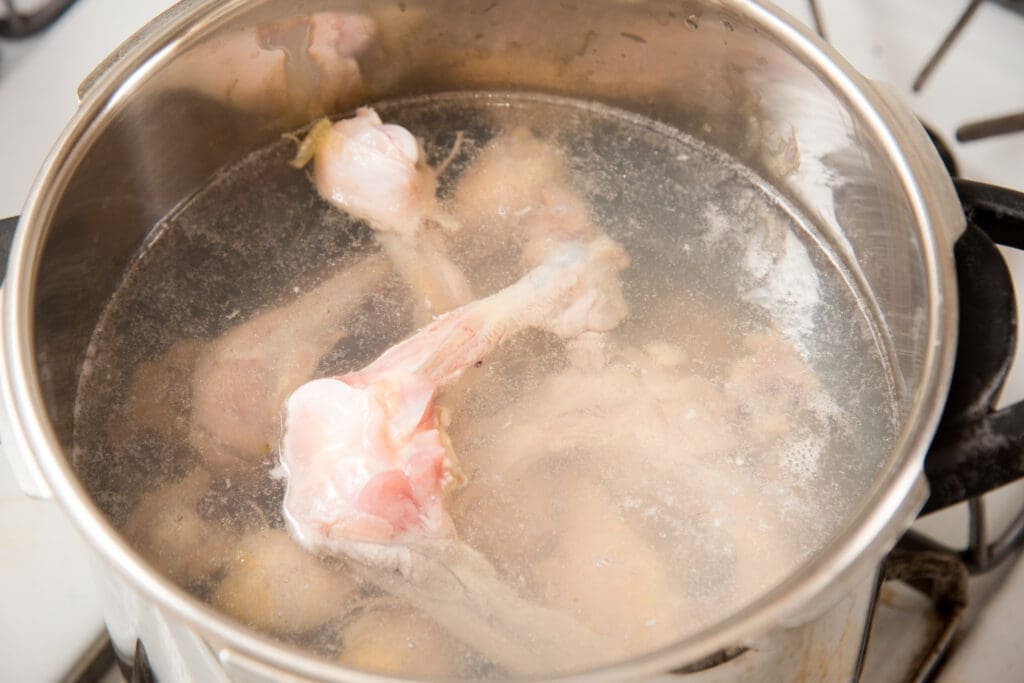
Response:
1,1,1023,681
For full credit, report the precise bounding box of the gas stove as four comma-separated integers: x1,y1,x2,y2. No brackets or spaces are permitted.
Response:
1,1,1023,681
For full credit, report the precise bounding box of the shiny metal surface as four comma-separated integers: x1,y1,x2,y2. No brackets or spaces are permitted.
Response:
1,0,964,680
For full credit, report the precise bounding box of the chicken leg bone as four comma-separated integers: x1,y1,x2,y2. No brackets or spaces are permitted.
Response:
296,108,472,317
454,127,621,369
280,236,629,547
279,237,629,673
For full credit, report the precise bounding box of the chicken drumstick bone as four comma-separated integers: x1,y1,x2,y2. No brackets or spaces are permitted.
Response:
301,107,472,317
279,236,629,673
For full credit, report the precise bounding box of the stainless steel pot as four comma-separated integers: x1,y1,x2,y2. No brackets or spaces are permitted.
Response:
0,0,985,680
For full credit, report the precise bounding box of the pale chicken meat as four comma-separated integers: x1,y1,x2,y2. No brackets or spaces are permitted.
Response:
532,475,684,652
122,469,235,586
454,464,691,650
421,363,793,636
189,255,388,471
300,108,472,317
726,330,821,442
213,529,360,635
120,338,204,444
461,343,737,483
451,335,812,639
338,607,462,678
280,237,629,548
453,127,576,242
463,330,823,500
279,237,629,673
453,127,619,370
453,127,598,267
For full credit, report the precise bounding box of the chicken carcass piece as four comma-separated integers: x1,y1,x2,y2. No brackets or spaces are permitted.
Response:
122,469,235,586
305,108,472,317
281,236,629,546
453,127,572,241
533,475,685,654
453,128,616,369
453,350,799,639
726,331,821,443
213,529,360,635
470,351,737,481
120,338,204,443
339,607,461,678
280,237,629,673
167,13,375,118
453,127,597,262
190,255,387,471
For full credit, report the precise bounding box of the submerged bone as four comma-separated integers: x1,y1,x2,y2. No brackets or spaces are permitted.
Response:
279,237,629,672
280,237,629,548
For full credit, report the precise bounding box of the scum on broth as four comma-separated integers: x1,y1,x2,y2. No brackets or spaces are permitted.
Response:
72,92,897,679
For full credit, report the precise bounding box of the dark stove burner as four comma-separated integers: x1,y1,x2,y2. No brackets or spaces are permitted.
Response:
906,178,1024,580
857,545,970,683
0,0,78,39
910,0,1024,141
908,0,1024,141
992,0,1024,14
63,632,117,683
116,640,155,683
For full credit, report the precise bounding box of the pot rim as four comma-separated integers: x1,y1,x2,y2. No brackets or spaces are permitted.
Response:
1,0,962,680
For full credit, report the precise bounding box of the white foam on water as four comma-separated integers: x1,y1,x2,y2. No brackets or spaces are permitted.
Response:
743,228,821,353
780,435,824,483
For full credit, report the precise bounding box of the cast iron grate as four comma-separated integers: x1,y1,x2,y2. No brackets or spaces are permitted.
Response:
0,0,78,39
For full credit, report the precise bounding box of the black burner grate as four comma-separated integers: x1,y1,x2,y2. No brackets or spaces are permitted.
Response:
0,0,78,39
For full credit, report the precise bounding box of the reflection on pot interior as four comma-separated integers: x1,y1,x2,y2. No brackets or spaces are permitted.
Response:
73,92,897,678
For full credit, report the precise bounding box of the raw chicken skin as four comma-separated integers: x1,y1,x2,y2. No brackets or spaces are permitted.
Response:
281,374,454,544
280,237,629,549
313,108,435,236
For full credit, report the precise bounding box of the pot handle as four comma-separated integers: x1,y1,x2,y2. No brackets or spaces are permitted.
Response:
0,217,17,264
923,179,1024,513
0,215,53,499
